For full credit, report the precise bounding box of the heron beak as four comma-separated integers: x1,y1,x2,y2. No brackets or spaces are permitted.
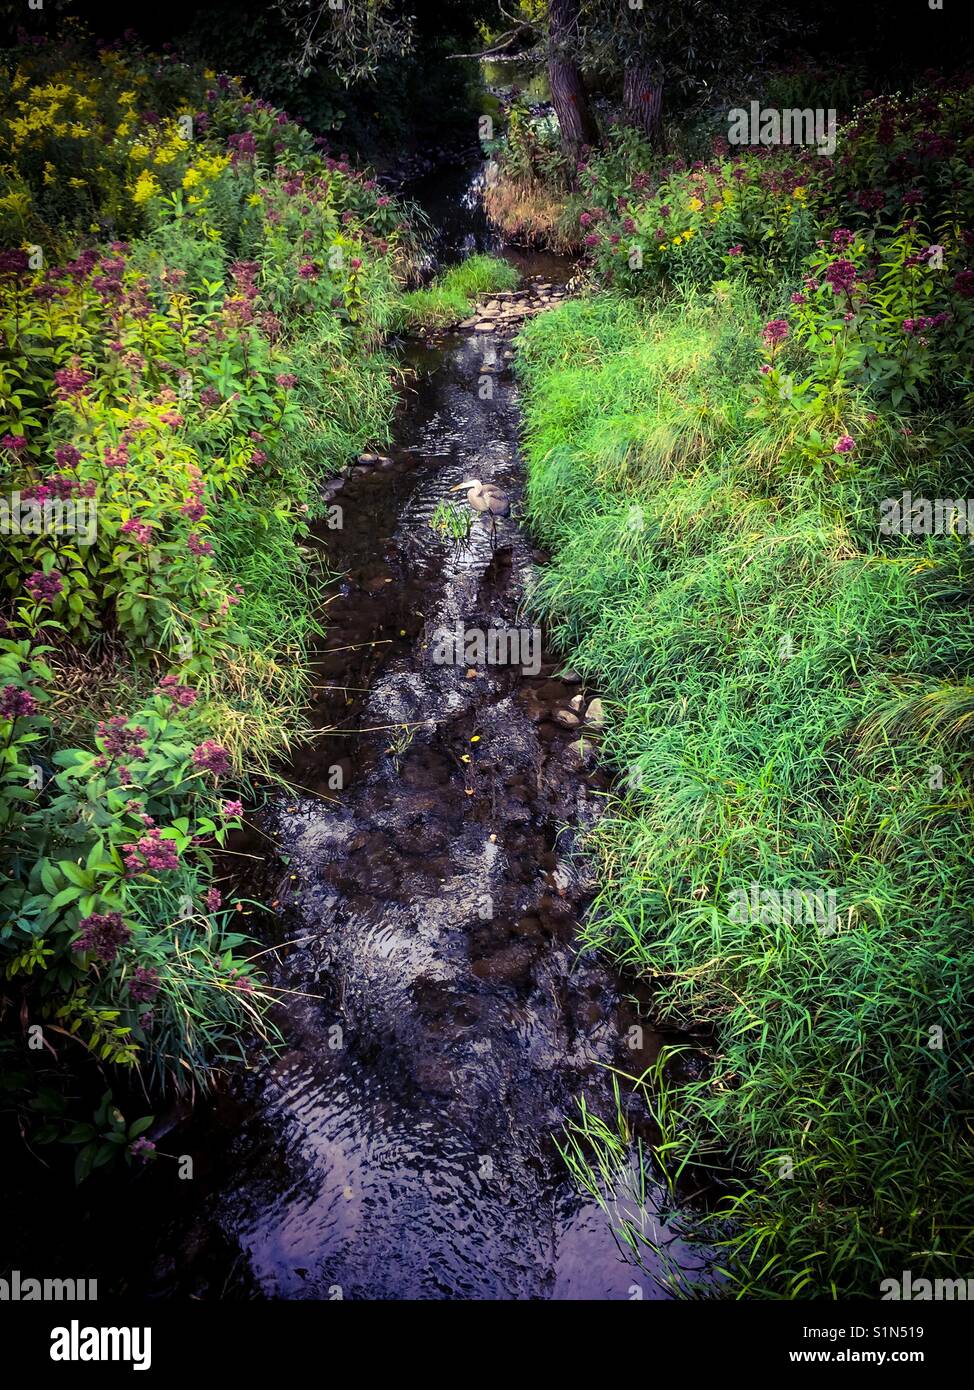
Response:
450,481,479,492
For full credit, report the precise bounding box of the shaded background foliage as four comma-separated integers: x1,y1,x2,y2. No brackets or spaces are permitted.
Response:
2,0,507,162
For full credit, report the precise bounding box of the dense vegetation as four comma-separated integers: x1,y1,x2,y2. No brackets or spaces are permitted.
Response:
0,28,435,1168
516,80,974,1294
2,0,971,1306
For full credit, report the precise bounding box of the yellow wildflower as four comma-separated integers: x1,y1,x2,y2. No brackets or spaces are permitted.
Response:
132,169,160,204
688,196,703,212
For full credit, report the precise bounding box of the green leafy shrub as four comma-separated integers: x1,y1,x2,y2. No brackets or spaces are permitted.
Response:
0,32,420,1148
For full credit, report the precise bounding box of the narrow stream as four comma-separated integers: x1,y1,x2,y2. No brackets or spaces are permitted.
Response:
143,168,709,1301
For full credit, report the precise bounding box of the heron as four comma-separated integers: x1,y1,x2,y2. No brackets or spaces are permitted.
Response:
450,478,510,542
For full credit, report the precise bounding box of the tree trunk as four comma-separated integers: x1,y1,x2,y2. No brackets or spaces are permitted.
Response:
547,0,597,166
623,61,663,144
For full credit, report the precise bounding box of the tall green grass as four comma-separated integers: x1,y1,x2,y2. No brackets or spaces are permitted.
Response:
390,253,520,330
517,290,974,1297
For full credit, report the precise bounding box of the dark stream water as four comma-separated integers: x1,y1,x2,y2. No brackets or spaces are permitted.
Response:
153,321,686,1300
12,165,711,1301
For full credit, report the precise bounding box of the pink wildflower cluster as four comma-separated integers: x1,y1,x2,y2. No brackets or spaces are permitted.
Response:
123,827,180,874
762,318,790,346
120,518,154,545
156,674,197,708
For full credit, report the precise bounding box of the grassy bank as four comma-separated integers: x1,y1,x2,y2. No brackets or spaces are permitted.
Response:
516,87,974,1296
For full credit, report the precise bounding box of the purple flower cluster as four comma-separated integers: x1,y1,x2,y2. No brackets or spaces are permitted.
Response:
26,570,63,604
187,532,213,557
157,674,197,708
53,363,93,399
55,444,80,469
902,312,952,334
0,685,38,719
97,716,148,761
191,740,231,777
103,445,129,469
228,130,257,162
0,248,29,277
127,965,161,1004
73,911,131,962
823,259,858,294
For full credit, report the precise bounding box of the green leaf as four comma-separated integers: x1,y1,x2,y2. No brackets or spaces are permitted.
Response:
58,860,90,887
48,885,84,910
74,1143,96,1185
62,1122,98,1144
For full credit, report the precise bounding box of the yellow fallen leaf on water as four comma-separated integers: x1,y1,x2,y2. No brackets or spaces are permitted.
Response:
470,735,480,743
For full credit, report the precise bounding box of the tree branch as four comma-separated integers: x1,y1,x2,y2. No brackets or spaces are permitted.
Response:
447,23,537,61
